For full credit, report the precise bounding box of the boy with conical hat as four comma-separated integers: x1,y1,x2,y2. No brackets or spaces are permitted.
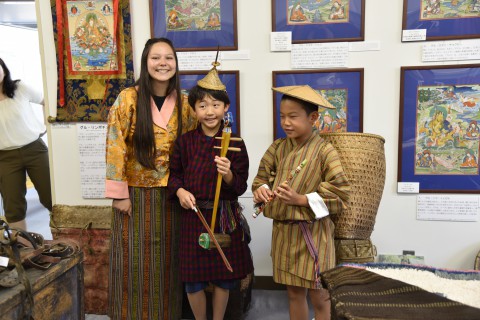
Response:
168,59,253,320
252,85,350,320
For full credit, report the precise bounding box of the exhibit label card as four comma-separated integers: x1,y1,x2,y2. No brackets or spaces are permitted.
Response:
397,182,419,193
349,41,381,52
422,40,480,62
77,123,107,199
292,43,348,69
221,50,251,60
177,51,219,71
417,195,479,222
402,29,426,42
271,32,292,52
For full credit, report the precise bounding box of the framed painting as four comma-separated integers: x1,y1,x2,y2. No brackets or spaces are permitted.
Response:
398,64,480,193
179,70,240,134
271,0,365,43
150,0,237,51
272,69,363,140
402,0,480,41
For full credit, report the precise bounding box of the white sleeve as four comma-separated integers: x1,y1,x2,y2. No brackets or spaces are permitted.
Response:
19,82,44,105
306,192,329,220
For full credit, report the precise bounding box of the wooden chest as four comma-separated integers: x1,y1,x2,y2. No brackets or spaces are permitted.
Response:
0,252,84,320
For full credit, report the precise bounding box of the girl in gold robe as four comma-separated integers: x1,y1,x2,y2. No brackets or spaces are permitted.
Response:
105,38,197,320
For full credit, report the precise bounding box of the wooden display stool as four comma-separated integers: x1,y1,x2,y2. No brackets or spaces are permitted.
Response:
0,252,84,320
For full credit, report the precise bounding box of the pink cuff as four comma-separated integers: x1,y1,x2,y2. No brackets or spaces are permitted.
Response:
105,180,129,199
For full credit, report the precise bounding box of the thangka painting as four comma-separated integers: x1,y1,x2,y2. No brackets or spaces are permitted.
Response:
402,0,480,40
165,0,222,31
287,0,350,25
399,64,480,193
415,84,479,175
66,1,120,75
314,89,348,133
420,0,480,20
151,0,237,50
272,0,364,43
52,0,135,122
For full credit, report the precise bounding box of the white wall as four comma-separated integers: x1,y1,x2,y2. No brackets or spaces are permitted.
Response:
36,1,480,275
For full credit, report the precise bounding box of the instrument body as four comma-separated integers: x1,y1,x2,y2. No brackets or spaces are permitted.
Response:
193,206,233,272
197,113,240,270
198,233,232,249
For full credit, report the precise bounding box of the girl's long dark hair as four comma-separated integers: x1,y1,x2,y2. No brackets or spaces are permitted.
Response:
0,58,20,98
133,38,183,170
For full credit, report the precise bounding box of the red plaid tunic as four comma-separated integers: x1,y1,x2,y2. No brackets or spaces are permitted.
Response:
168,125,254,282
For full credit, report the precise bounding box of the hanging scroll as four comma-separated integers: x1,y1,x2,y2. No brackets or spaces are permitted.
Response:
51,0,134,122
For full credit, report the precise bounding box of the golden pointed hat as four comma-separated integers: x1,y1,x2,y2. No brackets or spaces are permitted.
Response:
197,50,226,91
272,85,335,109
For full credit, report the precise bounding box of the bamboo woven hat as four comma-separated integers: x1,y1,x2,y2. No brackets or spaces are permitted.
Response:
197,62,226,91
273,85,335,109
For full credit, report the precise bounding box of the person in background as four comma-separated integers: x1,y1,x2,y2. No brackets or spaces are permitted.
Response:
105,38,197,320
0,57,52,231
252,85,350,320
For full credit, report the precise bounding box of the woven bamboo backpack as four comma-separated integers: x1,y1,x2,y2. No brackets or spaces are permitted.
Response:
320,133,386,240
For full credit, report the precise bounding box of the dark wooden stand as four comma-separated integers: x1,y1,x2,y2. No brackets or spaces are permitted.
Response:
0,252,84,320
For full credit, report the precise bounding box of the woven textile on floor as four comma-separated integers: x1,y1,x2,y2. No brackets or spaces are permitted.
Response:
321,265,480,320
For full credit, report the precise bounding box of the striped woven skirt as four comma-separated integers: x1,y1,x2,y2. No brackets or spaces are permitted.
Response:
108,187,182,319
272,217,335,289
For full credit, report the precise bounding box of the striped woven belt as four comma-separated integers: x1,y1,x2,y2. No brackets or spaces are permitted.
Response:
196,200,237,210
195,200,215,209
275,219,314,224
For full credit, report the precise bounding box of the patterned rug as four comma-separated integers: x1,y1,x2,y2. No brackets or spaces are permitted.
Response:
321,264,480,320
362,263,480,309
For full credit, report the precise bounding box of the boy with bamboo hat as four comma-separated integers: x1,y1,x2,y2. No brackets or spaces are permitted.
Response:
168,59,253,320
252,85,350,320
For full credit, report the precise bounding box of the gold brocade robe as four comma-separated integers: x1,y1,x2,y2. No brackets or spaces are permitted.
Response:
252,132,350,285
105,87,197,198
